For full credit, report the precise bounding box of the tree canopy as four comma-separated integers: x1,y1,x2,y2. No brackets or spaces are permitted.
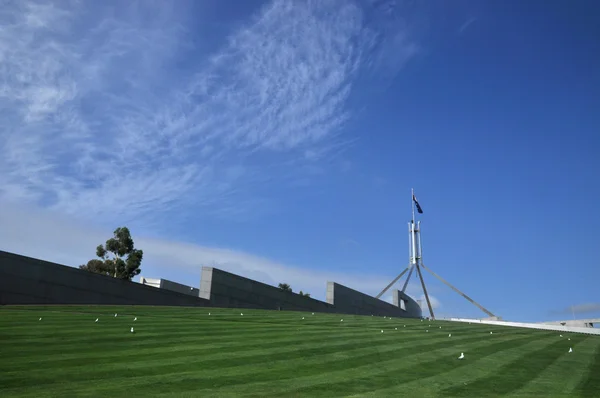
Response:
278,283,292,292
79,227,143,280
298,290,311,298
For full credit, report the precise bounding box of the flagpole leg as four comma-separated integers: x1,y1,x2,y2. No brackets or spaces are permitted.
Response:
420,262,497,318
401,265,414,292
375,266,411,299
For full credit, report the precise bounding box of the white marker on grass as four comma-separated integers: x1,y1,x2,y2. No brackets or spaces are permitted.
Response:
95,318,99,322
115,313,118,317
458,353,464,360
449,333,452,337
39,318,42,321
569,347,573,353
134,317,137,321
131,327,134,333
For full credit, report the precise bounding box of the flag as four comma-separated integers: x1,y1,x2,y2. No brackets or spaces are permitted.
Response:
413,194,423,214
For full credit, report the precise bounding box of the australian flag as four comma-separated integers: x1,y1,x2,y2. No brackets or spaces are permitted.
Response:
413,194,423,214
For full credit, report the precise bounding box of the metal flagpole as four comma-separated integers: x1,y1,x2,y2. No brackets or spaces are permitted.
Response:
375,188,499,319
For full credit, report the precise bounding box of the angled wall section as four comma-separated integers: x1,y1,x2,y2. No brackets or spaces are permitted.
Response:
327,282,422,318
139,277,200,297
0,251,210,307
201,267,334,312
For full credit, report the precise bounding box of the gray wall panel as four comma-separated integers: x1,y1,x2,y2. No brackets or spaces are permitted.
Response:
202,267,335,312
327,282,422,318
0,251,211,307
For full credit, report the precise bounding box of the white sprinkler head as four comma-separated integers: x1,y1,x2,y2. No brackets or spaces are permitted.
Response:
39,318,42,321
569,347,573,353
240,313,243,316
340,319,343,322
458,353,465,359
131,327,134,333
95,318,99,322
560,335,563,337
449,333,452,337
302,317,304,320
568,338,571,341
395,327,398,330
490,331,493,334
115,313,118,317
426,330,429,332
381,330,384,333
134,317,137,321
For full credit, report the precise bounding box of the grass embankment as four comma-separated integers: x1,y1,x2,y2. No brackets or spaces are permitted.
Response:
0,306,598,397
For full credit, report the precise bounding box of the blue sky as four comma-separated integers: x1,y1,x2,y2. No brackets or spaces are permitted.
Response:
1,0,599,323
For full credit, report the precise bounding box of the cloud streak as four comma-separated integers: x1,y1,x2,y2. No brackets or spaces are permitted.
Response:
0,0,419,226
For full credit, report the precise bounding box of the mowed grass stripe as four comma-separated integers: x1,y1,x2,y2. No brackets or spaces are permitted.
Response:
504,336,600,397
0,330,518,395
0,307,474,331
442,336,592,396
0,322,436,360
574,340,600,397
2,327,434,375
0,320,323,351
52,333,546,396
229,334,563,398
0,329,487,389
155,333,555,398
265,334,557,397
381,335,590,398
1,318,481,357
3,325,407,369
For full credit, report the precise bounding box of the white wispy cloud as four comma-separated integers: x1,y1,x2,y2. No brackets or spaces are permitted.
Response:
0,201,437,306
458,17,477,34
0,0,419,226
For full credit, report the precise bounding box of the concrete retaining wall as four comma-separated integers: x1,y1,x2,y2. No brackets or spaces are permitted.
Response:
200,267,335,312
0,250,422,318
0,251,210,307
326,282,422,318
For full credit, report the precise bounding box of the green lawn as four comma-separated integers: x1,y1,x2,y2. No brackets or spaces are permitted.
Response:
0,306,598,397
